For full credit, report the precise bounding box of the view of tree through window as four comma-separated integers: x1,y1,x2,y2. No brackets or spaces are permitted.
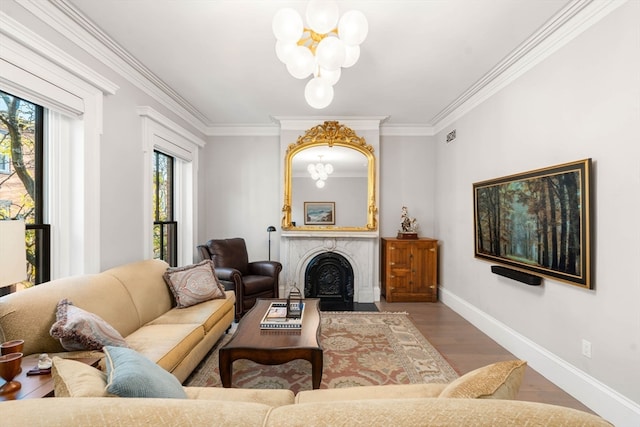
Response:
0,90,47,289
153,150,177,266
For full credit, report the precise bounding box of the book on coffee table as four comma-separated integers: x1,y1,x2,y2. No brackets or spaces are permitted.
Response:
260,302,304,329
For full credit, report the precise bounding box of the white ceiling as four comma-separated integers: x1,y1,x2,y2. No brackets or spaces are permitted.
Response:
66,0,573,128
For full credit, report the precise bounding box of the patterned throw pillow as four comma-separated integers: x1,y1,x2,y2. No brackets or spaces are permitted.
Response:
163,260,226,308
49,299,128,351
103,345,187,399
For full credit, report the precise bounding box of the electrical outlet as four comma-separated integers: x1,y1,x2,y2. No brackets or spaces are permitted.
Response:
582,339,592,358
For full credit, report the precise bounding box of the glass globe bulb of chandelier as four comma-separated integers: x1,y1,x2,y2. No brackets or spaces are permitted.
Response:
305,77,334,109
305,0,339,35
316,179,326,189
338,10,368,46
286,46,316,79
272,8,303,43
342,45,360,68
316,36,346,71
315,67,341,86
275,40,297,64
324,163,334,174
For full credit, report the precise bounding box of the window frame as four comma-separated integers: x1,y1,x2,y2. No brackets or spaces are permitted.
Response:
138,106,203,266
1,14,117,277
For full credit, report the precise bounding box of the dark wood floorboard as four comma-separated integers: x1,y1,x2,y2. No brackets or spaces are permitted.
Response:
376,299,594,414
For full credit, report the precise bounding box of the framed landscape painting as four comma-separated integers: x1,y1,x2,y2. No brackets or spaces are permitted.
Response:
473,159,593,289
304,202,335,225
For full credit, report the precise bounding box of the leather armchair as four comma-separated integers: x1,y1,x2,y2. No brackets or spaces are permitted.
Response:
197,238,282,320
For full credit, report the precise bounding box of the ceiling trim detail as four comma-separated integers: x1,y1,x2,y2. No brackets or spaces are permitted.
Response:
15,0,626,138
17,0,210,133
431,0,627,133
0,10,118,97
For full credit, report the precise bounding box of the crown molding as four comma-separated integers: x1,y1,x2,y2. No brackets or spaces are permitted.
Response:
16,0,210,134
431,0,627,133
206,117,433,137
380,125,435,137
137,106,206,148
0,10,118,97
14,0,626,138
207,125,281,137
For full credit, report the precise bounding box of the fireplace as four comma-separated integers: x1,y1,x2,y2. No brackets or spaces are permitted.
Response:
305,252,354,311
279,232,380,304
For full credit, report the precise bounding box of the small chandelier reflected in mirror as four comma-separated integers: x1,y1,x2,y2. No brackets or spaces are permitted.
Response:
307,156,333,188
272,0,368,109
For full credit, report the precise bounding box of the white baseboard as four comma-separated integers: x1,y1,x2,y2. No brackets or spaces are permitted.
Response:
440,288,640,427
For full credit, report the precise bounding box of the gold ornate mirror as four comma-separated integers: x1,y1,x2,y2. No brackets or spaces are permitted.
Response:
282,121,377,231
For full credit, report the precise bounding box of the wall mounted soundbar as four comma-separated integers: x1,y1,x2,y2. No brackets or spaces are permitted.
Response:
491,265,542,286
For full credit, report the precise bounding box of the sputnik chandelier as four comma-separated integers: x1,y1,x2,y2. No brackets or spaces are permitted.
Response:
272,0,368,109
308,156,333,188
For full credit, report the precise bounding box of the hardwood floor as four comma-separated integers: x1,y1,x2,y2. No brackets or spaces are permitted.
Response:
375,298,594,414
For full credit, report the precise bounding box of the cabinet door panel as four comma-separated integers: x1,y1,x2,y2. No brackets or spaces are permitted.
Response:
382,238,438,303
414,242,437,297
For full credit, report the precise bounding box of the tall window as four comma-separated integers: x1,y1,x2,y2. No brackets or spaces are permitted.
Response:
153,150,177,266
0,91,50,291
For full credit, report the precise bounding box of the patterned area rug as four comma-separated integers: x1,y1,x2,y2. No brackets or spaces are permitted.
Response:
185,312,458,394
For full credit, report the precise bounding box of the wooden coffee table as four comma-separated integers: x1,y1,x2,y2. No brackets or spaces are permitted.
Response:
219,298,323,389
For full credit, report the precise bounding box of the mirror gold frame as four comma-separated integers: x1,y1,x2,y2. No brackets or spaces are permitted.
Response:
282,121,377,231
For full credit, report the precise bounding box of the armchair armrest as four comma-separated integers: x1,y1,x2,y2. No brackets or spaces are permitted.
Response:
213,266,242,284
196,245,211,262
248,261,283,278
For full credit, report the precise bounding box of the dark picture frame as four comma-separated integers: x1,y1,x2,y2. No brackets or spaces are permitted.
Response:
304,202,335,225
473,159,593,289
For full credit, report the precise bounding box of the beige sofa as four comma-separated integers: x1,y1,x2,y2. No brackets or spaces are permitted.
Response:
1,392,611,426
1,353,612,426
0,259,235,382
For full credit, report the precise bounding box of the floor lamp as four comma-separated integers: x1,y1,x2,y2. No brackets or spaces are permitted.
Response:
267,226,276,260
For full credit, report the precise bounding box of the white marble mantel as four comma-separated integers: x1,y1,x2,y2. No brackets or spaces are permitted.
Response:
279,231,380,303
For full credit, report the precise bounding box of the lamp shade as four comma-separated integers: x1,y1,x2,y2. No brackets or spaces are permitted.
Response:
0,220,27,288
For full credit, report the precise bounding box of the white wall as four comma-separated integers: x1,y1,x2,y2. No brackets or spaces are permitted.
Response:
379,134,437,239
434,2,639,425
200,135,281,261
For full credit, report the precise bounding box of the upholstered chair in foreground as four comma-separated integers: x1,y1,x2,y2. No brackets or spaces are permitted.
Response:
197,238,282,320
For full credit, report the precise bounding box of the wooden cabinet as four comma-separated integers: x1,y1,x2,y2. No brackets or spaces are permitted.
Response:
381,238,438,302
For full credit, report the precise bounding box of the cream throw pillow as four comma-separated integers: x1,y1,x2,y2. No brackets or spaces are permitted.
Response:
51,356,112,397
438,360,527,399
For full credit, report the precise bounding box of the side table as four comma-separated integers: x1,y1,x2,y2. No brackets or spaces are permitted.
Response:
0,354,100,400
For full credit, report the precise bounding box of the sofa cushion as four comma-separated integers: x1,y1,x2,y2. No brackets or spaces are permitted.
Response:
295,383,447,404
163,260,226,308
51,356,111,398
148,291,235,332
438,360,527,399
124,323,203,372
184,387,295,407
49,299,128,351
104,346,187,399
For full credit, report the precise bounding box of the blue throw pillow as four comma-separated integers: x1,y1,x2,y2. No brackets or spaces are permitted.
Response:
103,346,187,399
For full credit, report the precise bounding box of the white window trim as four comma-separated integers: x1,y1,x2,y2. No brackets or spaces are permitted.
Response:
0,11,118,277
138,106,204,266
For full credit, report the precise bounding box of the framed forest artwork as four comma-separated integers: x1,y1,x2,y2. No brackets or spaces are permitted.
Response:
473,159,593,289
